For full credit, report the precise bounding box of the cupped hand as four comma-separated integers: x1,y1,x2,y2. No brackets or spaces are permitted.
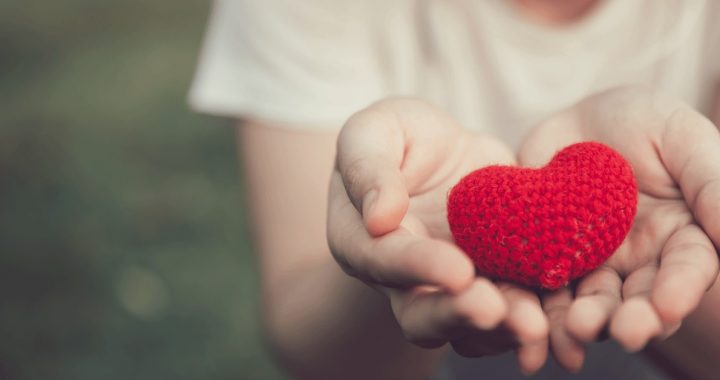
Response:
519,86,720,371
327,98,549,373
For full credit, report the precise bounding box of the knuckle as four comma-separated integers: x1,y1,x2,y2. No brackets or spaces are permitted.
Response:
340,157,369,201
544,303,569,322
588,287,620,304
450,298,477,322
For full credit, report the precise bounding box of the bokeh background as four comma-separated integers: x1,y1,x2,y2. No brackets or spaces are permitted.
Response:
0,1,285,379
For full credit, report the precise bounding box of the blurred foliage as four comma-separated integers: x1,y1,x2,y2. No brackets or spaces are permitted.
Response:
0,1,284,379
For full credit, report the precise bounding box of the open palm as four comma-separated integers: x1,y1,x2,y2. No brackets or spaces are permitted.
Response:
518,86,720,370
329,98,549,372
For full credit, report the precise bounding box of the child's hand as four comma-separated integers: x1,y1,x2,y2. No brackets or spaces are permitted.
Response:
328,98,549,373
518,86,720,371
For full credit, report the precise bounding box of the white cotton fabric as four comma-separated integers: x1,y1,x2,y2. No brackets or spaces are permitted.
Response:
189,0,720,148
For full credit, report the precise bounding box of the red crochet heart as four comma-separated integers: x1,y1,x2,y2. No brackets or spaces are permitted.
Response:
447,142,638,290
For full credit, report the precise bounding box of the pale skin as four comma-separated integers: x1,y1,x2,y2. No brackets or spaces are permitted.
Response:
239,101,549,379
234,1,720,379
239,120,449,380
519,87,720,376
239,86,720,379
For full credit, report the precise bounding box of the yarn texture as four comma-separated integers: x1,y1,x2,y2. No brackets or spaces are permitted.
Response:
447,142,638,289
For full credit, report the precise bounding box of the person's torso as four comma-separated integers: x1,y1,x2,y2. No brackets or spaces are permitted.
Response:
361,1,717,378
367,0,719,149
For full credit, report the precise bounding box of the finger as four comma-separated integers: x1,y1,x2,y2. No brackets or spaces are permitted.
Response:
543,288,585,373
659,108,720,248
328,173,474,291
610,265,662,352
610,298,662,352
498,284,549,374
337,106,409,236
566,266,622,342
622,263,657,300
516,339,549,376
651,224,719,325
500,284,549,344
388,279,507,348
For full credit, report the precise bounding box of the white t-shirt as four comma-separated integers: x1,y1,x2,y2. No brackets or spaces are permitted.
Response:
189,0,719,148
189,1,718,378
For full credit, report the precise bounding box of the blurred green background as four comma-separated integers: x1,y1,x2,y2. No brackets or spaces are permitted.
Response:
0,1,285,379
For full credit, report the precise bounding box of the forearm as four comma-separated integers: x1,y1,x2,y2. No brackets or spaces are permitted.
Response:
263,255,446,380
235,121,446,378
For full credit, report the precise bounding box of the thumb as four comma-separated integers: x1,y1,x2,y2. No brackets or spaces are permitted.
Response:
337,107,409,236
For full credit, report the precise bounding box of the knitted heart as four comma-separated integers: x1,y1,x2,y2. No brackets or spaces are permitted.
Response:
447,142,637,290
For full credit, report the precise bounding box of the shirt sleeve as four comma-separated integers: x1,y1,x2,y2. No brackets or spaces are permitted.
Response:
188,0,386,129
